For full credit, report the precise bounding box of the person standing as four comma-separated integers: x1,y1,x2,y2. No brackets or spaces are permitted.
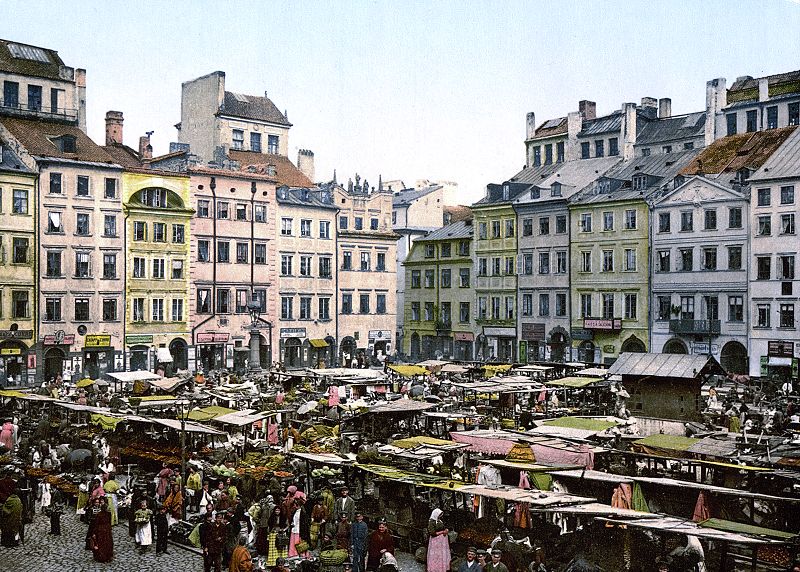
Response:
336,513,351,550
156,462,172,501
200,481,214,514
154,504,169,555
426,509,451,572
309,496,327,548
459,547,480,572
484,549,508,572
230,536,254,572
266,506,288,566
334,487,355,523
102,473,120,526
47,488,63,535
134,499,153,552
0,490,22,546
350,512,369,572
186,467,203,513
255,495,275,555
163,482,184,525
205,512,227,572
90,503,113,562
366,518,394,572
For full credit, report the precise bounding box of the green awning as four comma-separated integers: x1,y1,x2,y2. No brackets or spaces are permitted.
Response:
541,417,618,432
186,405,236,421
90,413,123,430
633,434,700,456
699,518,797,540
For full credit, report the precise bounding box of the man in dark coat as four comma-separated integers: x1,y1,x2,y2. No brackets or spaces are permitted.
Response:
154,504,169,554
204,512,227,572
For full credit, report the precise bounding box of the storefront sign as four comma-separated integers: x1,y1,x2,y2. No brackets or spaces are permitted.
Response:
521,323,546,341
0,329,33,340
0,348,21,356
42,331,75,345
368,330,392,340
570,329,594,341
454,332,474,342
583,318,622,331
126,334,153,345
84,334,111,348
483,327,516,337
197,332,230,343
692,342,719,355
279,328,306,339
768,340,794,358
602,344,615,354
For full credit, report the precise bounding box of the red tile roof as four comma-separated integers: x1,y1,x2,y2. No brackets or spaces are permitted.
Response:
1,117,114,164
228,150,312,187
681,127,797,176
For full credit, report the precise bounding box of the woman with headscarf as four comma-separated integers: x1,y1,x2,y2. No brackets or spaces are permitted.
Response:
163,482,184,525
288,493,310,557
90,502,113,562
0,490,22,546
426,508,451,572
157,462,173,500
266,506,288,566
281,485,297,520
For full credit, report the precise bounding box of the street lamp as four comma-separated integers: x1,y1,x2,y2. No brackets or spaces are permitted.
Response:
247,301,262,371
176,398,195,520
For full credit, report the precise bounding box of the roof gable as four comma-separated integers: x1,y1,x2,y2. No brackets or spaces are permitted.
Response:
653,175,744,206
221,91,291,126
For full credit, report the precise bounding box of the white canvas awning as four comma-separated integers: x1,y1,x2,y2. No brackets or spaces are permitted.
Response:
107,371,162,383
156,348,173,363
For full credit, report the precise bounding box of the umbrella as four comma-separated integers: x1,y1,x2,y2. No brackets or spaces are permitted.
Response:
297,400,319,415
65,448,93,467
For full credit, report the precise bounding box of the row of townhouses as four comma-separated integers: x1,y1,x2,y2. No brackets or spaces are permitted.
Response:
402,69,800,383
0,40,397,385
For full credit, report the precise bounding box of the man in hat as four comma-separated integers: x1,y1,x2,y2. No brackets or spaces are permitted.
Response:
336,512,351,549
334,486,355,523
367,518,394,572
459,547,480,572
351,512,369,572
204,512,227,572
154,504,169,555
485,549,509,572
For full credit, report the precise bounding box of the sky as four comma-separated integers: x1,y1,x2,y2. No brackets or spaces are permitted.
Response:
3,0,800,204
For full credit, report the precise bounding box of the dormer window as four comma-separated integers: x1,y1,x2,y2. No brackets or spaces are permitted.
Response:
502,184,510,201
673,175,685,189
530,188,540,199
551,182,562,197
632,174,648,191
735,168,751,184
52,134,77,153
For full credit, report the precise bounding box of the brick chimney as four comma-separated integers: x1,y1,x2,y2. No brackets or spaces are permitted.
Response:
641,97,658,119
297,149,315,183
139,134,152,159
105,111,124,146
758,78,769,102
658,98,672,119
705,77,727,146
620,102,637,160
578,100,596,120
526,112,537,140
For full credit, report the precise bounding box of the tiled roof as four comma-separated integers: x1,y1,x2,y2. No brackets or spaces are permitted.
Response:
750,127,800,181
532,117,567,139
418,220,473,242
635,111,706,146
392,185,441,206
443,204,473,222
728,70,800,93
221,91,291,126
0,39,66,80
101,143,143,169
0,117,115,164
228,150,312,187
681,127,797,176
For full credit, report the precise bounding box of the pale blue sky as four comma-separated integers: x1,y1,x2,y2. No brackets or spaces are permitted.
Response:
3,1,800,203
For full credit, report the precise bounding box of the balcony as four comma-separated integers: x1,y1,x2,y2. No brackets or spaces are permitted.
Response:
669,319,721,336
435,320,452,335
0,98,78,123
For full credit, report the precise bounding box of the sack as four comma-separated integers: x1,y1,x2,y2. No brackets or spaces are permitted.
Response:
295,540,310,554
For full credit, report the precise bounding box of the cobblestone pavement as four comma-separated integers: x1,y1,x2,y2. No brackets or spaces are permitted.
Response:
0,507,203,572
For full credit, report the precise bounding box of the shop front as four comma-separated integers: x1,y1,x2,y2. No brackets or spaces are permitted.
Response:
576,318,623,364
41,330,76,383
760,340,798,388
308,337,334,368
482,326,516,362
83,334,114,380
547,327,570,363
520,322,546,363
340,336,357,367
126,335,153,372
0,328,34,386
453,331,473,361
279,328,306,368
368,330,392,361
196,332,229,372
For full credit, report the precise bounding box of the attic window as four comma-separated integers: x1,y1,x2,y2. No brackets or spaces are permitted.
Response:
673,175,685,189
502,184,510,200
736,168,751,184
52,134,77,153
530,188,540,199
632,174,648,191
551,182,562,197
7,43,50,63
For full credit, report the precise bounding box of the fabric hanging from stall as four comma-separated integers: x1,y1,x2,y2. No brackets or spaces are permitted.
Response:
529,472,553,492
611,483,633,510
267,420,279,445
328,385,341,406
631,482,649,512
518,470,531,489
692,490,711,522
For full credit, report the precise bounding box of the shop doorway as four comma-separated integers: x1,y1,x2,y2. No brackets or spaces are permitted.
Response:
549,331,568,362
621,336,646,354
169,339,188,371
130,345,149,371
340,336,357,367
43,347,66,382
410,333,421,361
663,338,688,354
578,341,596,363
720,341,747,374
283,337,302,368
198,344,224,372
0,341,27,385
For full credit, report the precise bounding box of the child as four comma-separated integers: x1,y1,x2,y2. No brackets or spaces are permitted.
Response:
134,499,153,552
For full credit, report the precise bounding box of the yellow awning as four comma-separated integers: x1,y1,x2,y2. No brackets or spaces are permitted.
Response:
90,413,123,430
483,364,512,378
309,339,329,348
387,365,428,377
76,378,95,388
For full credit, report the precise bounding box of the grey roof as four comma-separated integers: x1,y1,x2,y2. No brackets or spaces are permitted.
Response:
0,139,32,173
603,148,699,180
750,127,800,181
221,91,291,126
0,39,67,81
275,186,337,209
729,70,800,93
392,185,441,206
579,111,623,136
607,352,724,379
472,181,532,206
515,156,622,204
635,112,706,146
418,220,473,242
508,162,562,184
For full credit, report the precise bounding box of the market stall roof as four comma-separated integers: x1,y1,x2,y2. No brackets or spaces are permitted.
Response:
417,359,451,369
148,377,190,392
595,515,790,545
458,484,595,506
387,364,428,377
107,371,162,383
440,363,469,374
0,389,53,400
391,436,468,450
482,458,581,472
607,352,725,380
187,405,237,422
532,502,659,518
368,399,437,414
512,365,554,374
307,367,386,380
212,409,278,426
482,364,513,377
698,518,798,540
147,417,227,435
545,376,603,388
530,416,620,439
355,463,465,490
574,367,610,377
563,362,586,368
378,443,465,462
289,451,351,465
156,347,173,363
450,377,544,393
423,410,482,419
76,378,95,388
633,434,700,457
308,338,329,348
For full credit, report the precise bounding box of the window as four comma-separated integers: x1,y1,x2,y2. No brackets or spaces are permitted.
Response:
12,189,28,214
104,178,117,199
680,248,693,271
581,251,592,272
781,186,795,205
491,297,501,320
757,304,771,328
744,109,758,133
281,255,293,276
76,175,89,197
236,242,249,263
318,256,332,278
781,214,796,235
319,298,330,320
232,129,244,150
367,217,378,231
766,106,778,130
151,298,165,322
478,258,487,277
779,255,796,280
662,145,672,154
557,141,565,163
254,243,267,264
603,212,614,231
299,297,312,320
657,296,671,321
757,257,771,280
254,204,267,223
75,252,90,277
152,258,165,279
359,251,370,271
556,251,567,274
103,214,117,237
197,200,210,217
641,148,651,157
424,244,435,259
232,203,246,222
299,255,312,276
544,144,553,165
492,257,501,276
539,252,550,274
538,217,550,235
609,137,619,156
522,294,533,317
522,253,533,275
280,296,293,320
171,299,183,322
102,253,116,279
192,290,208,314
492,220,501,238
683,142,695,150
780,304,795,328
505,256,515,275
441,268,452,288
624,248,636,271
354,217,363,230
581,141,590,159
790,102,800,126
758,215,771,236
758,188,771,206
632,174,647,191
505,296,515,320
3,80,18,107
133,257,146,278
46,211,63,233
728,296,744,322
478,298,487,319
172,259,183,279
728,246,742,270
580,213,592,232
439,243,452,258
11,237,28,264
539,294,550,316
132,298,145,321
410,269,421,288
170,224,184,244
75,212,90,236
702,248,717,270
556,215,567,234
680,296,695,320
601,293,614,319
248,131,262,153
658,250,670,272
425,301,435,321
680,211,693,232
624,293,637,320
625,210,636,230
726,207,742,229
459,267,470,287
460,302,470,323
702,209,717,230
702,295,718,321
478,222,487,239
49,173,62,194
424,269,435,288
532,146,541,167
45,297,61,321
580,294,592,318
522,218,533,236
602,250,614,272
411,302,420,321
74,298,89,321
198,240,210,262
376,294,386,314
217,241,230,263
46,251,62,277
267,135,279,154
726,113,737,136
151,222,165,242
595,140,604,157
294,219,310,238
215,201,229,220
555,293,567,316
133,221,146,241
339,216,348,230
319,220,330,238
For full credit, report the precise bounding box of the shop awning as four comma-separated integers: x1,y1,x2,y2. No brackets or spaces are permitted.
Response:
632,434,700,458
483,364,512,378
107,371,162,383
187,405,237,422
546,376,602,388
355,463,465,490
308,339,328,348
387,364,428,377
699,518,798,540
156,347,173,363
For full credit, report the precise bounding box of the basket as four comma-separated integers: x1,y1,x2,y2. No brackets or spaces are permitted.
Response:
319,549,348,566
295,540,310,554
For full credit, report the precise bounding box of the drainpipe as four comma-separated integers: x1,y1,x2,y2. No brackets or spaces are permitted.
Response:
334,205,341,366
250,181,256,296
122,178,128,371
567,206,573,362
191,177,218,370
647,199,653,354
34,172,40,385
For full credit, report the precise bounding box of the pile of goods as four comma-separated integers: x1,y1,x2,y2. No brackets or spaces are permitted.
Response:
234,453,289,480
120,441,182,465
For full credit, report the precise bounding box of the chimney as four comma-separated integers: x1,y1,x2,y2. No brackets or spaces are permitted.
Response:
105,111,124,146
758,78,769,102
297,149,315,183
620,102,637,160
641,97,658,119
526,112,537,140
139,134,152,159
578,100,596,121
705,77,727,146
658,98,672,119
565,111,583,161
75,68,87,133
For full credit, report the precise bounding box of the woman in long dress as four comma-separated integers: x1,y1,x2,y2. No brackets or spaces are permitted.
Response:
134,500,153,551
91,503,114,562
266,506,288,566
426,508,451,572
